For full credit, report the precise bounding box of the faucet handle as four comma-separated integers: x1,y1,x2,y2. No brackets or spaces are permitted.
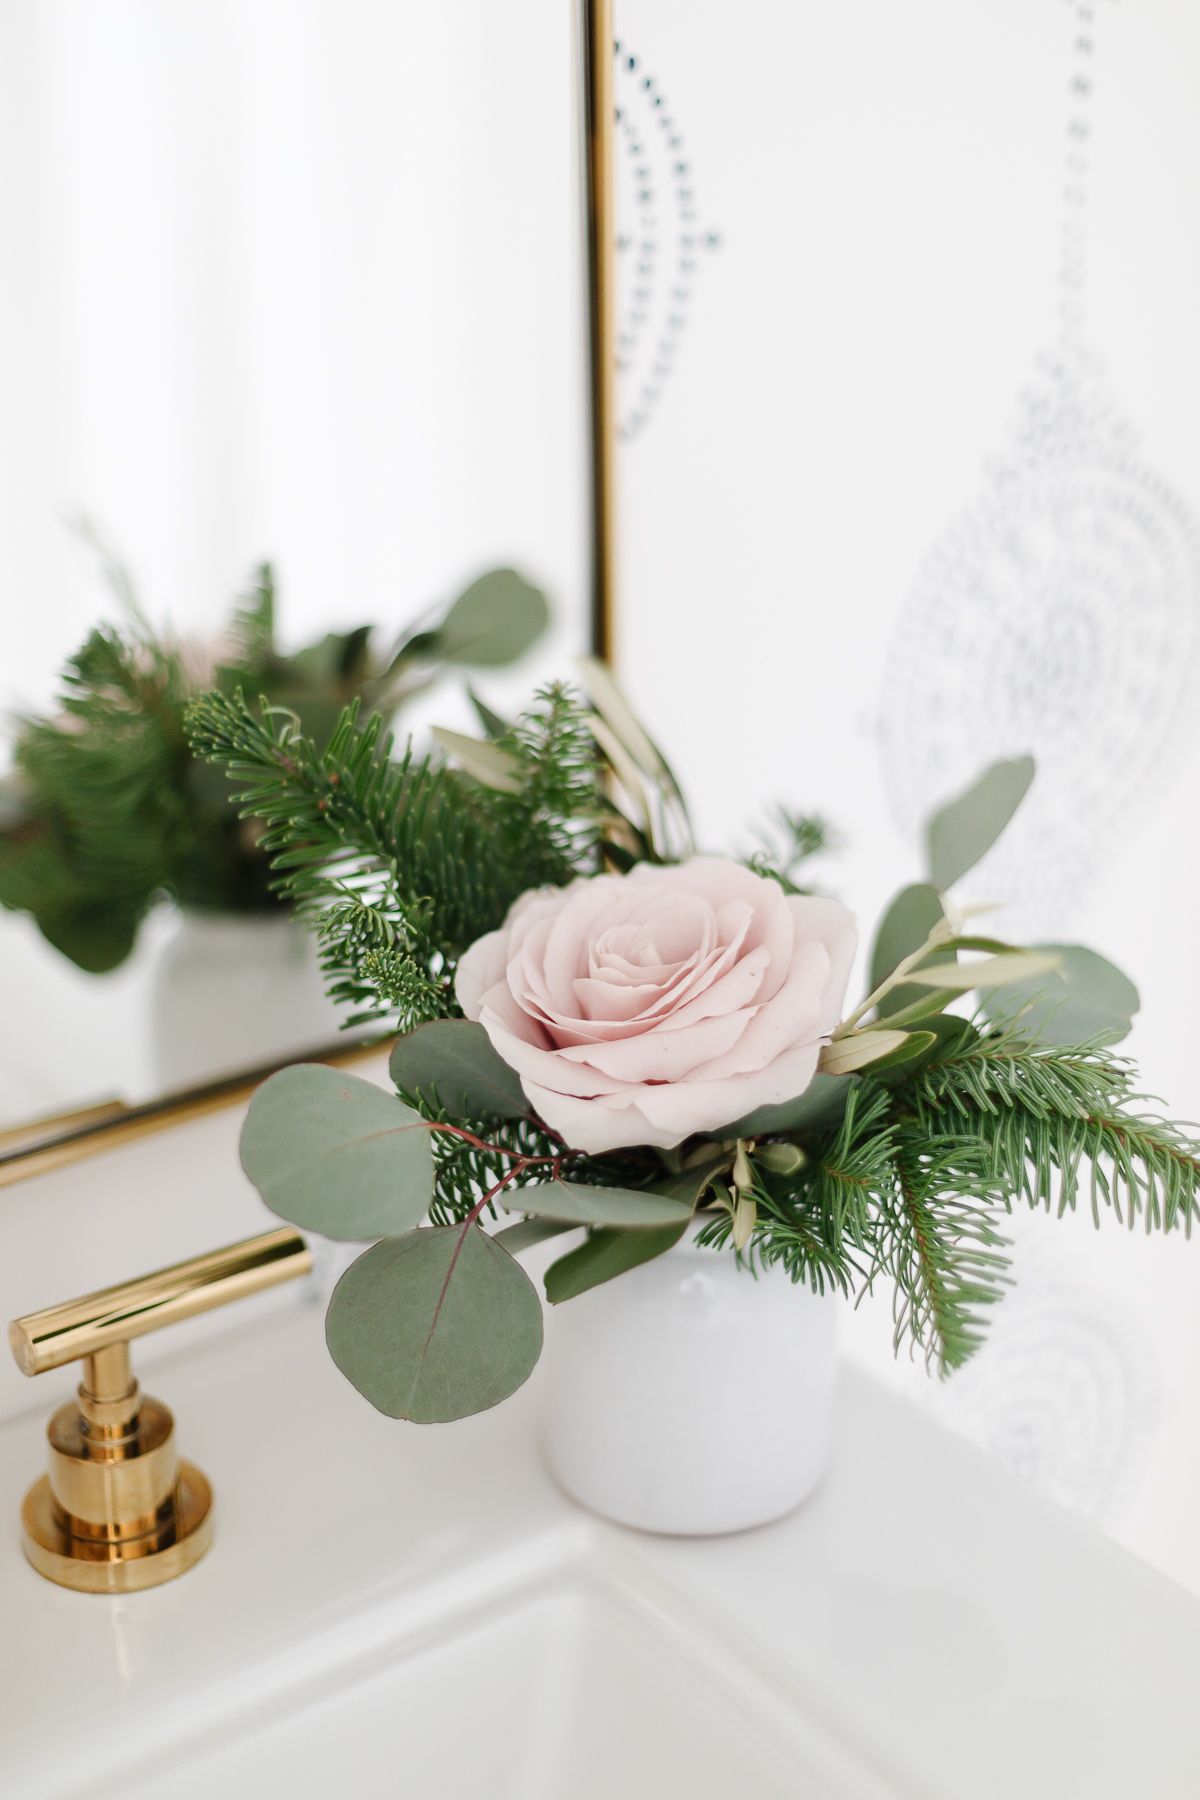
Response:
8,1227,312,1594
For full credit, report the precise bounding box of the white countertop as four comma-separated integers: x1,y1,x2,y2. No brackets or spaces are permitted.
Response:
1,1292,1197,1799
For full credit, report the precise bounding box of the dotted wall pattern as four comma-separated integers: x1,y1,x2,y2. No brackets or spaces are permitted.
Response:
878,2,1200,935
613,38,720,442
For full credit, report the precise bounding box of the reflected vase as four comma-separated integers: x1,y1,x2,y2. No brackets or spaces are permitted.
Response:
151,908,337,1093
542,1227,836,1536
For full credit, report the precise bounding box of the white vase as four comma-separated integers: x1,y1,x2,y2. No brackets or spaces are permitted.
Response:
542,1227,837,1536
150,908,339,1093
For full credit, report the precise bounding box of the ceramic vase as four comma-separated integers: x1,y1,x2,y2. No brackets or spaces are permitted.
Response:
542,1227,836,1535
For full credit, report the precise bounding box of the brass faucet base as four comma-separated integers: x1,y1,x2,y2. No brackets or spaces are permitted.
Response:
9,1227,310,1591
20,1463,213,1594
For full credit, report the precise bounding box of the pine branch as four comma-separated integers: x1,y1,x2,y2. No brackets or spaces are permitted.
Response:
314,888,448,1030
909,1031,1200,1233
486,683,611,889
708,1087,893,1294
228,563,276,664
391,1085,567,1226
746,807,833,894
872,1127,1011,1373
185,683,608,1022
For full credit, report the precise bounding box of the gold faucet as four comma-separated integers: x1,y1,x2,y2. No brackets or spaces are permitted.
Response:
8,1227,312,1594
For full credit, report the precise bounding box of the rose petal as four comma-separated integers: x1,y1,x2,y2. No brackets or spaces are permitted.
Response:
457,857,857,1154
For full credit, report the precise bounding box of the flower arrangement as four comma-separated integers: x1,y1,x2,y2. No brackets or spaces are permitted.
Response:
186,665,1196,1424
0,564,546,971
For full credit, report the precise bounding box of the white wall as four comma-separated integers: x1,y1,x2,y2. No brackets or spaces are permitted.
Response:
616,0,1200,1593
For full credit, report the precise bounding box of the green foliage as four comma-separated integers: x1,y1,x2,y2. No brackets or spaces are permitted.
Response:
979,943,1139,1047
509,1180,694,1227
909,1029,1200,1233
925,754,1036,890
544,1220,691,1303
186,681,610,1029
389,1020,529,1121
871,1132,1011,1371
0,561,548,971
240,1064,434,1240
869,883,956,1018
747,807,832,893
419,568,548,667
216,696,1195,1419
326,1228,543,1423
696,1030,1200,1374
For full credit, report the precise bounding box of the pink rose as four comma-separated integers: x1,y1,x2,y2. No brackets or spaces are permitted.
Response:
455,856,856,1154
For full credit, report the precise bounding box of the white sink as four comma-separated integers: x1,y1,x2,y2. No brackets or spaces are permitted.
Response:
119,1571,873,1800
2,1299,1199,1800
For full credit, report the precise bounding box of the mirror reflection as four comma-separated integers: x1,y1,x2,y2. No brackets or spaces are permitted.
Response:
0,1,589,1130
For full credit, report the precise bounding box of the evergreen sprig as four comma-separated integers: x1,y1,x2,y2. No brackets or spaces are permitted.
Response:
910,1029,1200,1234
687,1030,1200,1374
391,1084,567,1226
873,1129,1011,1370
185,681,610,1027
188,677,1197,1386
1,561,548,972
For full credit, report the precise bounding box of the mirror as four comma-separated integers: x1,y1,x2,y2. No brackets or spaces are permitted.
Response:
0,2,593,1134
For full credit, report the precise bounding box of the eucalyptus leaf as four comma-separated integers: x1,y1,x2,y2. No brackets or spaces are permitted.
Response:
981,942,1139,1047
717,1073,853,1139
492,1218,575,1256
868,882,955,1019
869,883,946,988
821,1028,917,1076
326,1228,543,1422
389,1020,529,1120
507,1181,694,1228
925,756,1035,891
433,569,550,667
240,1064,434,1240
545,1220,690,1304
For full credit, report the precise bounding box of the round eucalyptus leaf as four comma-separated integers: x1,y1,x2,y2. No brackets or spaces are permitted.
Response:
925,755,1036,891
982,943,1139,1047
509,1181,694,1227
240,1063,434,1240
326,1228,543,1422
433,570,549,667
389,1019,529,1120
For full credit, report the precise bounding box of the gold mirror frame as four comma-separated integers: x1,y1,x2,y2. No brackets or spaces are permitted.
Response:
2,0,618,1186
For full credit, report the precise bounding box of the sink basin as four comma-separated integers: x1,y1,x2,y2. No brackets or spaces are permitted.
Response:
117,1569,873,1800
3,1300,1199,1800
